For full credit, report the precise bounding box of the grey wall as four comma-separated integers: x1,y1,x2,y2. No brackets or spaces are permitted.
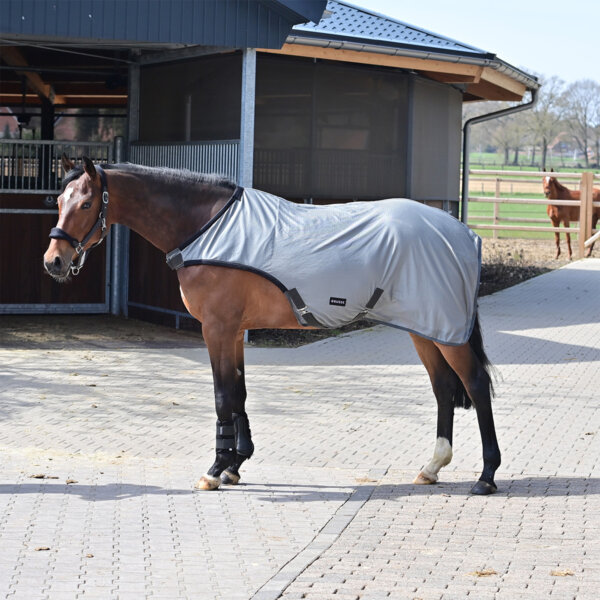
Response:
408,77,462,210
139,53,242,142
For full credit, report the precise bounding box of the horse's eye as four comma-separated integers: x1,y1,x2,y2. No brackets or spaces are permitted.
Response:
81,202,92,210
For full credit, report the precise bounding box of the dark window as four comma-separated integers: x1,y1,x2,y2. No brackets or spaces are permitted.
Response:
254,55,408,201
140,53,242,142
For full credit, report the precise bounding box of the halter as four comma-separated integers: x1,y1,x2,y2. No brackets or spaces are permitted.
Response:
49,165,109,276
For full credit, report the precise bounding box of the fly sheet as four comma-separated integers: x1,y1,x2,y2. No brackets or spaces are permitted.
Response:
166,188,482,345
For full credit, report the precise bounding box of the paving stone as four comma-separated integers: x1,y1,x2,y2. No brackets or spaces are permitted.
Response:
0,260,599,599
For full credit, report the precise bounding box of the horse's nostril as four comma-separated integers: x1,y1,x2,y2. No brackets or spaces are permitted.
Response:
53,256,62,269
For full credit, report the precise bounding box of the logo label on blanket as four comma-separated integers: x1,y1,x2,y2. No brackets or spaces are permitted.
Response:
329,297,347,307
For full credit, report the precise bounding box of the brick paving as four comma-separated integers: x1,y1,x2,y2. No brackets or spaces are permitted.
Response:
0,259,598,599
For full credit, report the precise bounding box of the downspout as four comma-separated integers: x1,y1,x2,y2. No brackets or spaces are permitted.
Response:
460,88,538,223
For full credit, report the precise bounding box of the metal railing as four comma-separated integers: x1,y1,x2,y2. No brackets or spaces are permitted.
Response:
129,140,240,182
0,139,113,193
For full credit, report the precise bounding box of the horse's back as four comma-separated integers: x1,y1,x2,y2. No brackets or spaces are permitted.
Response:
179,189,481,344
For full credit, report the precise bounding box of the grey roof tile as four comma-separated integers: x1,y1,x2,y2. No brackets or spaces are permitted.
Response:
292,0,494,58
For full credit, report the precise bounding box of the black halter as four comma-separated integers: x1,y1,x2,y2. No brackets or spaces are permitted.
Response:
49,165,110,276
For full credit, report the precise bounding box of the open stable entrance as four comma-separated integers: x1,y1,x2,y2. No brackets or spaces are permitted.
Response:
0,140,116,314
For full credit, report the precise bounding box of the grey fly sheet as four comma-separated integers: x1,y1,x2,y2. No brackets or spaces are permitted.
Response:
166,188,481,345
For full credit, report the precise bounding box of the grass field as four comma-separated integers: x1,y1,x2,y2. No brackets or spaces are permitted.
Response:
468,152,589,172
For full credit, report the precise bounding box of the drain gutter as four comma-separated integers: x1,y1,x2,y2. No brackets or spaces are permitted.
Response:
460,88,539,224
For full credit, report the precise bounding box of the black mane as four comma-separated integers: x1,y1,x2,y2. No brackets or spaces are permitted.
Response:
61,162,237,193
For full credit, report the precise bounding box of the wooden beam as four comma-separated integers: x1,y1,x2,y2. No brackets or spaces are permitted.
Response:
480,66,526,97
421,68,482,84
0,94,127,107
465,80,522,101
259,44,482,77
0,47,66,104
260,45,527,100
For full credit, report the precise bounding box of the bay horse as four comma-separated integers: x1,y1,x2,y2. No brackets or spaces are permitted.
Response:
542,174,600,259
43,156,501,495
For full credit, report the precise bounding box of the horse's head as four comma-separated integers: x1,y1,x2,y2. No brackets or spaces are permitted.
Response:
542,171,557,198
43,155,110,281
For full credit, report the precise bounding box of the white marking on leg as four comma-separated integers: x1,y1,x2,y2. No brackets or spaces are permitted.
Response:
194,473,221,490
421,437,453,482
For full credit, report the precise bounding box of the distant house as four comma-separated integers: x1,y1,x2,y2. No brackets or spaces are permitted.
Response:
0,0,538,325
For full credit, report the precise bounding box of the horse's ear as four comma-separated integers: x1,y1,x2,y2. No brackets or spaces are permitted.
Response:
61,153,75,174
550,167,554,172
82,156,97,180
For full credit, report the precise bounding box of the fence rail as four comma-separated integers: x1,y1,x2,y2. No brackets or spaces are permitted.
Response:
0,140,113,194
129,140,239,182
467,169,599,258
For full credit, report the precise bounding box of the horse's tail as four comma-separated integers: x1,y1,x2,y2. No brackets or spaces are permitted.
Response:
453,311,495,410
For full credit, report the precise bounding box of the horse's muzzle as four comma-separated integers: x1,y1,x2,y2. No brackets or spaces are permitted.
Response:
43,251,71,281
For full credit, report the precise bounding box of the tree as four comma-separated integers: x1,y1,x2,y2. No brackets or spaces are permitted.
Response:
562,79,600,168
527,75,565,171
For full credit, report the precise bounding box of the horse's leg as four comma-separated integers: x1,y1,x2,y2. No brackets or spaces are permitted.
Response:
551,215,561,258
564,219,573,260
221,331,254,485
195,321,245,491
410,335,459,485
435,342,501,495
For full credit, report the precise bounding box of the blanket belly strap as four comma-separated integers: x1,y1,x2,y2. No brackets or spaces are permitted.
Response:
285,288,325,328
351,287,384,322
286,286,385,329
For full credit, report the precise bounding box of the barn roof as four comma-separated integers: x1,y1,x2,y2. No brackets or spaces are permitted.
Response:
262,0,539,101
0,0,327,49
293,0,492,59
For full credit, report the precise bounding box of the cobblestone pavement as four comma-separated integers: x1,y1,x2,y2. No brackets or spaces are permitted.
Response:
0,259,598,599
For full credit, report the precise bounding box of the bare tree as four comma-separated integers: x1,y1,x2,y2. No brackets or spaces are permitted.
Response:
527,75,565,171
562,79,600,168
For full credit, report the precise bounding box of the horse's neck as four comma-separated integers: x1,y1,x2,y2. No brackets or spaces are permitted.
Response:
110,173,230,252
551,180,573,198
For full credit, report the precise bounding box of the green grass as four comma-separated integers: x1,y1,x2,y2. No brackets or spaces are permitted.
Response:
467,152,590,173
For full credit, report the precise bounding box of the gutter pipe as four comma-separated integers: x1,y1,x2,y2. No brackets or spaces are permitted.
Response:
460,87,538,224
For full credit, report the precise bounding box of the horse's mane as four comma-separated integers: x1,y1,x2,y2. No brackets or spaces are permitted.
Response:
61,162,236,193
548,176,569,192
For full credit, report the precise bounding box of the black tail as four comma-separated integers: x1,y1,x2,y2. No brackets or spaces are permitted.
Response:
453,311,495,410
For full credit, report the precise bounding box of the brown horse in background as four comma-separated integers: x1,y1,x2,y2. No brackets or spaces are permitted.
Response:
542,174,600,259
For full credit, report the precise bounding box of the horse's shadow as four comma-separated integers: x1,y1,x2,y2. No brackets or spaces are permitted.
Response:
239,476,600,502
0,476,597,502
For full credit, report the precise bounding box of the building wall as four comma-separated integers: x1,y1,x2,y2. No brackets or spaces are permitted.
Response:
408,77,462,211
254,54,409,201
139,53,242,143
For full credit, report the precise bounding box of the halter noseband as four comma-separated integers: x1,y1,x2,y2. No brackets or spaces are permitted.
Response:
49,165,109,276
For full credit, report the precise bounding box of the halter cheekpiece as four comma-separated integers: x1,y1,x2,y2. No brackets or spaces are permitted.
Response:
49,165,109,276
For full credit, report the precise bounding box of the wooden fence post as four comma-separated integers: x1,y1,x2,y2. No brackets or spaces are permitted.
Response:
493,178,500,239
579,172,593,258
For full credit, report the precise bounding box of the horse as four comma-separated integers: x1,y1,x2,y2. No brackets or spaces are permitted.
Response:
43,155,501,495
542,174,600,259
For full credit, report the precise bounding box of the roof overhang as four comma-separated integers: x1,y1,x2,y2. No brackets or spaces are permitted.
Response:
0,0,327,109
259,36,539,101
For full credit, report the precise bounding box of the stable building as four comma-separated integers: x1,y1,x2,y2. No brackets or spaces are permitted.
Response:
0,0,539,326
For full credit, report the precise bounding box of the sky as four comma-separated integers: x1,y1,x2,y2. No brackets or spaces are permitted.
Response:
355,0,599,85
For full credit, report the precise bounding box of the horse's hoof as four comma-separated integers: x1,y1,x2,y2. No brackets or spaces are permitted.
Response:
413,471,438,485
470,480,497,495
221,470,240,485
194,474,221,491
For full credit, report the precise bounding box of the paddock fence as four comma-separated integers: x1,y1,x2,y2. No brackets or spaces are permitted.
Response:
466,169,600,258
